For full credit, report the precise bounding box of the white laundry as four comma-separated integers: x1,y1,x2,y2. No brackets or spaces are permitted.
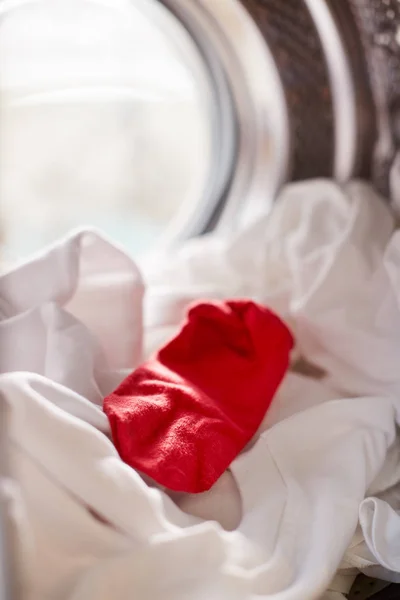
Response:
2,180,400,600
143,180,395,381
340,483,400,584
3,370,400,600
175,372,339,532
0,228,144,402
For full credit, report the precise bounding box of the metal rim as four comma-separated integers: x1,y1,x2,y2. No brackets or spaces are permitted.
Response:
304,0,357,182
160,0,290,236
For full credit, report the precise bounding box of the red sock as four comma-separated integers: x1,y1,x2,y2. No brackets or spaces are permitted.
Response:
104,300,293,493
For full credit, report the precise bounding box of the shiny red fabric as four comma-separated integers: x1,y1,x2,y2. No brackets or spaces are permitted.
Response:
104,300,294,493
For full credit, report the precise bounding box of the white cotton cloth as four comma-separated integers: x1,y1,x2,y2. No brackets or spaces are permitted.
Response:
144,179,393,303
142,178,400,591
3,371,400,600
143,180,395,398
341,482,400,584
175,372,339,532
2,181,400,599
0,228,144,402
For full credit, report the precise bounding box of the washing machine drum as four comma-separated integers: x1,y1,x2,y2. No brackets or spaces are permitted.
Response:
0,0,398,258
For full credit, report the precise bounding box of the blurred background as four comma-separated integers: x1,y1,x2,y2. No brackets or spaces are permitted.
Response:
0,0,213,262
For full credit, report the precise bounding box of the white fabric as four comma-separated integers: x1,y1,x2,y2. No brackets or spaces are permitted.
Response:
144,180,392,313
174,373,339,532
3,180,400,599
4,373,400,600
0,228,144,401
340,484,400,583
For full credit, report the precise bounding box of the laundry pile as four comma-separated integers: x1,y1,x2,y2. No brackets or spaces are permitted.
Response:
2,180,400,599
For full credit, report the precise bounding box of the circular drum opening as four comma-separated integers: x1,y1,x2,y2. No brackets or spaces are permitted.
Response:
0,0,230,261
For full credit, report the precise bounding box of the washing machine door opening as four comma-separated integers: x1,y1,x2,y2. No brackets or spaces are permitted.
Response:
0,0,241,261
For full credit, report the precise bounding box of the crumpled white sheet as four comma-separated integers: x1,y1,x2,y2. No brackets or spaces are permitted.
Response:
144,179,395,393
2,180,400,600
0,229,144,403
